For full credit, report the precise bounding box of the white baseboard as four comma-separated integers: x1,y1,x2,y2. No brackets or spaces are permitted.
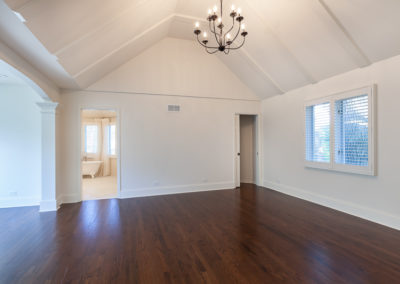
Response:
0,197,40,208
263,180,400,231
240,178,254,184
60,194,81,204
39,199,59,212
121,181,235,199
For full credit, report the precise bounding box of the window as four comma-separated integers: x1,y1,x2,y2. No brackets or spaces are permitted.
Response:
306,102,330,163
85,125,98,154
305,86,375,175
108,125,116,156
335,95,368,166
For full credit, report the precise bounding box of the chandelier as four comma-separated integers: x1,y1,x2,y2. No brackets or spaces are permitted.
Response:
193,0,248,54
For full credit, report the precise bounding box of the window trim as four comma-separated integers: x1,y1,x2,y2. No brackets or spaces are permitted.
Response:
304,85,376,176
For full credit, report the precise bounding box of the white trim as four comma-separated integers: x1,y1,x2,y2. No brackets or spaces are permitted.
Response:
39,199,59,212
59,194,82,204
263,180,400,231
0,197,40,208
304,85,376,176
240,178,255,184
121,182,235,199
36,102,58,114
78,106,122,201
234,112,263,186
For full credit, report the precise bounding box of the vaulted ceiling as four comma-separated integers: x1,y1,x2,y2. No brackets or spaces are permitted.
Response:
2,0,400,99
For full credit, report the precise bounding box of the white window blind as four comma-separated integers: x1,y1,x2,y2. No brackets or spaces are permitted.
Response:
85,125,98,154
108,125,116,155
335,95,369,166
304,85,375,176
305,102,331,163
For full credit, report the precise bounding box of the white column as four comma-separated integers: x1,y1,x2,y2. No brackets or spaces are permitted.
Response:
37,102,59,212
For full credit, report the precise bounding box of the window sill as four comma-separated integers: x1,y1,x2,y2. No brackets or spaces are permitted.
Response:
305,162,376,176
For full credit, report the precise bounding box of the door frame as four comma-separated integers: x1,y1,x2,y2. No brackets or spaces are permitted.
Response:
78,106,122,200
234,113,263,187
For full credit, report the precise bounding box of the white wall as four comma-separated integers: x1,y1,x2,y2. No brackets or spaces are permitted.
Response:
240,115,255,183
262,54,400,230
0,84,42,207
59,92,260,202
58,37,260,202
88,37,258,101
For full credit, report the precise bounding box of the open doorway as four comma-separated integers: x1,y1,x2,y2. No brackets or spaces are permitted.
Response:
235,114,259,187
81,109,118,200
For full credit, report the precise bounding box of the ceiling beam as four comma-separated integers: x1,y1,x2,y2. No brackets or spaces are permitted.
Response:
171,14,284,94
72,14,173,88
53,0,177,57
238,48,285,94
309,0,371,68
244,0,318,85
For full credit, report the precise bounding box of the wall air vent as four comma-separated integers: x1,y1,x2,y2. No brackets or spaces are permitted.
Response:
168,105,180,112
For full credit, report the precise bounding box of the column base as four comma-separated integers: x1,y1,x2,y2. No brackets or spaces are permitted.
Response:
39,199,59,212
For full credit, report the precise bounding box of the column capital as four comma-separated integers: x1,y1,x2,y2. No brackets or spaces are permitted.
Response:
36,102,59,114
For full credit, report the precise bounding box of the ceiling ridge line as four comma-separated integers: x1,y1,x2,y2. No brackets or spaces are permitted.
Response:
239,48,285,94
8,0,34,11
244,0,318,85
315,0,371,67
72,14,174,79
53,0,156,56
64,89,261,102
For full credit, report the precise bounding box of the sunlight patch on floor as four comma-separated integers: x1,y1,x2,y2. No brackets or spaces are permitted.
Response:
82,176,117,200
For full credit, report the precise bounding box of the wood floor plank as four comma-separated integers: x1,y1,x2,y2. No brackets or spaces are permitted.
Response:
1,184,400,283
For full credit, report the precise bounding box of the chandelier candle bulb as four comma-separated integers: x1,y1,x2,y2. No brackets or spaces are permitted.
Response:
194,0,248,54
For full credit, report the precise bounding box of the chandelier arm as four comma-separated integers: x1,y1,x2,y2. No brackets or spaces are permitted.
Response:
206,48,219,54
227,37,246,50
224,16,236,40
212,20,222,45
209,20,218,36
196,35,219,49
230,24,242,45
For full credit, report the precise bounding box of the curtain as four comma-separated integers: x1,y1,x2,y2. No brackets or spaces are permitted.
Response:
101,118,111,176
82,118,112,177
91,118,111,177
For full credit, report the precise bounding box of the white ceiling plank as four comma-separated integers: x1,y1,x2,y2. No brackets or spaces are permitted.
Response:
169,14,284,96
3,0,400,99
73,15,173,88
243,0,317,85
58,0,175,75
323,0,400,63
16,0,150,53
53,0,177,57
308,0,371,68
0,1,78,89
4,0,32,10
238,48,284,95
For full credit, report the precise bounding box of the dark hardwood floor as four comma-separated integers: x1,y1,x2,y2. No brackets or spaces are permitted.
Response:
1,184,400,283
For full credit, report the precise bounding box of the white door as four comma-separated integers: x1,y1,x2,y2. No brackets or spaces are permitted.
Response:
235,114,241,187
